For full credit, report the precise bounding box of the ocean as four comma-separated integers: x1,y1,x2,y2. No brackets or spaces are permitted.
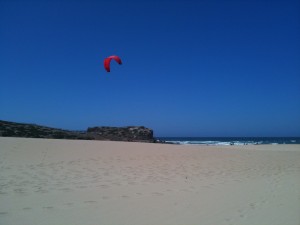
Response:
157,137,300,145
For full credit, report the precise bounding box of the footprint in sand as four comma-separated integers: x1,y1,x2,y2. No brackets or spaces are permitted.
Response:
14,188,27,194
249,203,256,209
121,195,129,198
261,199,267,204
99,184,110,189
237,209,244,216
84,200,97,204
152,192,164,196
78,185,88,189
35,189,49,194
64,203,74,206
128,182,137,185
23,207,32,210
59,188,72,192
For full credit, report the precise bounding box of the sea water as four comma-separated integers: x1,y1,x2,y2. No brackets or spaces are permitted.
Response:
157,137,300,145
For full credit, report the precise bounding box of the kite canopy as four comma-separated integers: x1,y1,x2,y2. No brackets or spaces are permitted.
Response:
104,55,122,72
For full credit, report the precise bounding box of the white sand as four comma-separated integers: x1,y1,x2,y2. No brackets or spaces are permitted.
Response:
0,137,299,225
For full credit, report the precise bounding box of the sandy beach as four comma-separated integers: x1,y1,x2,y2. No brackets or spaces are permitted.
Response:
0,137,299,225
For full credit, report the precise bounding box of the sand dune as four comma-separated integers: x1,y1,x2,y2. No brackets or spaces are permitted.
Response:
0,137,300,225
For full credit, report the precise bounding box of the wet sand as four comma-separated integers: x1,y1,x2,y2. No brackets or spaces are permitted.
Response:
0,137,300,225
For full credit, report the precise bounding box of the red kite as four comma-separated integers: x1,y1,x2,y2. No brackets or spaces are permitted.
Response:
104,55,122,72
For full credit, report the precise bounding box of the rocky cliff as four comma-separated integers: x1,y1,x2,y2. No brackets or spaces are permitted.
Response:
0,120,156,143
87,126,154,142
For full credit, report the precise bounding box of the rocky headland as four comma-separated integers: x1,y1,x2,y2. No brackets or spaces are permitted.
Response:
0,120,157,143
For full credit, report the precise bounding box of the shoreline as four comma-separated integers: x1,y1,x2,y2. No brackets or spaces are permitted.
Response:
158,137,300,145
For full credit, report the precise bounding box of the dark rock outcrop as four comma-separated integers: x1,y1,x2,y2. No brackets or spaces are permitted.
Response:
0,120,156,143
0,120,88,140
87,126,155,142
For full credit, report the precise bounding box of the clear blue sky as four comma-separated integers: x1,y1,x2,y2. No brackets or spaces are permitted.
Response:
1,0,299,137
